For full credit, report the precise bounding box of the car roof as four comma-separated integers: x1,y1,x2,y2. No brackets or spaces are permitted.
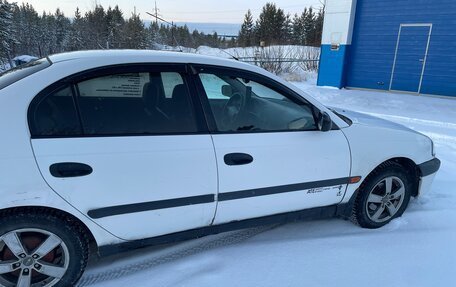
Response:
48,50,257,71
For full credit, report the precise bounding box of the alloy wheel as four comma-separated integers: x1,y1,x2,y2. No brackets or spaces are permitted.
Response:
0,228,69,287
365,176,406,223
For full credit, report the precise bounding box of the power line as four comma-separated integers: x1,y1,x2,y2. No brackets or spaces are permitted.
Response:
146,7,183,52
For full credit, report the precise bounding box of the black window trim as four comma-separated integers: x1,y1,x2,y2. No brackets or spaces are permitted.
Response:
28,62,340,139
189,63,339,134
28,63,210,139
28,81,84,138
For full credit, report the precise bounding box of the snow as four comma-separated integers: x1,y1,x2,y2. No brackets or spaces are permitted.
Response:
12,55,38,63
1,55,37,72
194,45,319,59
79,77,456,287
0,61,11,72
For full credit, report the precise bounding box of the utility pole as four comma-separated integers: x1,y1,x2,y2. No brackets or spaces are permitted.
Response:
146,11,181,49
171,21,174,46
154,1,159,25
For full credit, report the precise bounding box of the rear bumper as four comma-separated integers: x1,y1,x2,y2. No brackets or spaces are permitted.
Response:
417,158,441,196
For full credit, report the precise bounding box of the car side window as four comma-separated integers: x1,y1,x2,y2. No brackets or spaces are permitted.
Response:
198,72,317,132
30,85,82,137
161,72,184,98
199,74,230,99
76,72,198,135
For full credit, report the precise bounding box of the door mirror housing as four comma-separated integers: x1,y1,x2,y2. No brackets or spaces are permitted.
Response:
318,112,333,132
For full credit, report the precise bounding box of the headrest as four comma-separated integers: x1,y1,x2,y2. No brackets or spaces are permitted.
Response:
172,84,188,103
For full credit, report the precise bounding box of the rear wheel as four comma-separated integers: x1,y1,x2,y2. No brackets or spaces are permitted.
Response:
0,211,89,287
353,162,412,229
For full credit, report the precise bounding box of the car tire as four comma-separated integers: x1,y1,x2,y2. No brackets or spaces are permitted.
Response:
352,161,412,229
0,209,89,287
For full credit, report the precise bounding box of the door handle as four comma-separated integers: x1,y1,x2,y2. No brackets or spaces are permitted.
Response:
50,162,93,178
224,153,253,166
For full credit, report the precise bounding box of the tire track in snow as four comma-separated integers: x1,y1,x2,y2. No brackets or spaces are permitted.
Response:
78,225,279,286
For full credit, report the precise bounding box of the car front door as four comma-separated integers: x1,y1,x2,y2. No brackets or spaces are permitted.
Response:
193,66,351,224
29,64,217,240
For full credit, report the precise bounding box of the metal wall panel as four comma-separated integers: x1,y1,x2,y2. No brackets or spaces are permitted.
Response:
345,0,456,97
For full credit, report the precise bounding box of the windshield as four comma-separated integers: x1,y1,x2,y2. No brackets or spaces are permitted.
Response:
0,58,51,90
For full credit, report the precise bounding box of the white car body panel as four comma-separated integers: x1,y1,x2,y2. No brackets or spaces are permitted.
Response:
418,173,437,196
335,109,435,202
31,135,218,240
0,83,122,247
212,131,351,224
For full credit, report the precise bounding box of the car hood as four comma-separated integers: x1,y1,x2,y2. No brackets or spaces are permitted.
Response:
331,107,417,133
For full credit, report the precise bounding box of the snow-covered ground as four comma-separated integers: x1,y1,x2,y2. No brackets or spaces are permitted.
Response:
79,77,456,287
0,62,11,73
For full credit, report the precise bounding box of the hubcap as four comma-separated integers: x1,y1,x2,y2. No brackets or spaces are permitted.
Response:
366,176,406,223
22,257,34,267
0,228,69,287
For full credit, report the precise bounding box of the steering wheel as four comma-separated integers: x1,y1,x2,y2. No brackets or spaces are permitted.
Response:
220,92,246,131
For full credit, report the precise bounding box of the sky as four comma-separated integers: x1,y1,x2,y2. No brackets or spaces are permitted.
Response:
16,0,324,24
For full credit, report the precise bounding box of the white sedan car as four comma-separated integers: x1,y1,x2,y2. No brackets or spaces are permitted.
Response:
0,51,440,286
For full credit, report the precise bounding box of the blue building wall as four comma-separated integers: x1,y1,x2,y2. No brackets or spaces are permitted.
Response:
317,45,349,88
345,0,456,97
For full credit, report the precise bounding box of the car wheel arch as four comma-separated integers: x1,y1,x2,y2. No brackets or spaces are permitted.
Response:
0,205,98,253
338,157,420,219
362,157,420,196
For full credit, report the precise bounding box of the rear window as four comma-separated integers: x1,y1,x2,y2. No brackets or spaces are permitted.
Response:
0,58,51,90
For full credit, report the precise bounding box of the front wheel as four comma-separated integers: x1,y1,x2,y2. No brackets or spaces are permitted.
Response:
0,211,89,287
352,162,412,229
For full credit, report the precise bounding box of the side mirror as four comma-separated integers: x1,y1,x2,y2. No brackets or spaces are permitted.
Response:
318,111,333,132
222,85,233,97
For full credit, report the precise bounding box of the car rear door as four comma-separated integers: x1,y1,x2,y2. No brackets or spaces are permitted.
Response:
29,64,217,240
193,66,351,224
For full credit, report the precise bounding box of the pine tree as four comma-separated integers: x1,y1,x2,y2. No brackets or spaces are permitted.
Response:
275,8,291,44
255,3,275,45
55,8,70,52
40,12,58,55
85,5,108,49
67,8,85,51
124,12,147,49
255,3,289,45
313,8,324,46
14,3,40,56
148,21,161,48
303,7,315,45
0,0,16,66
238,9,254,47
292,8,306,45
106,6,125,48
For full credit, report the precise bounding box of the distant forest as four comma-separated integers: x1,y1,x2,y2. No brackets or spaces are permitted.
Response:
0,0,324,64
238,3,323,47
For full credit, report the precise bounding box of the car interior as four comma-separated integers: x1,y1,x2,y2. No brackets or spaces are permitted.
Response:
203,74,317,132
